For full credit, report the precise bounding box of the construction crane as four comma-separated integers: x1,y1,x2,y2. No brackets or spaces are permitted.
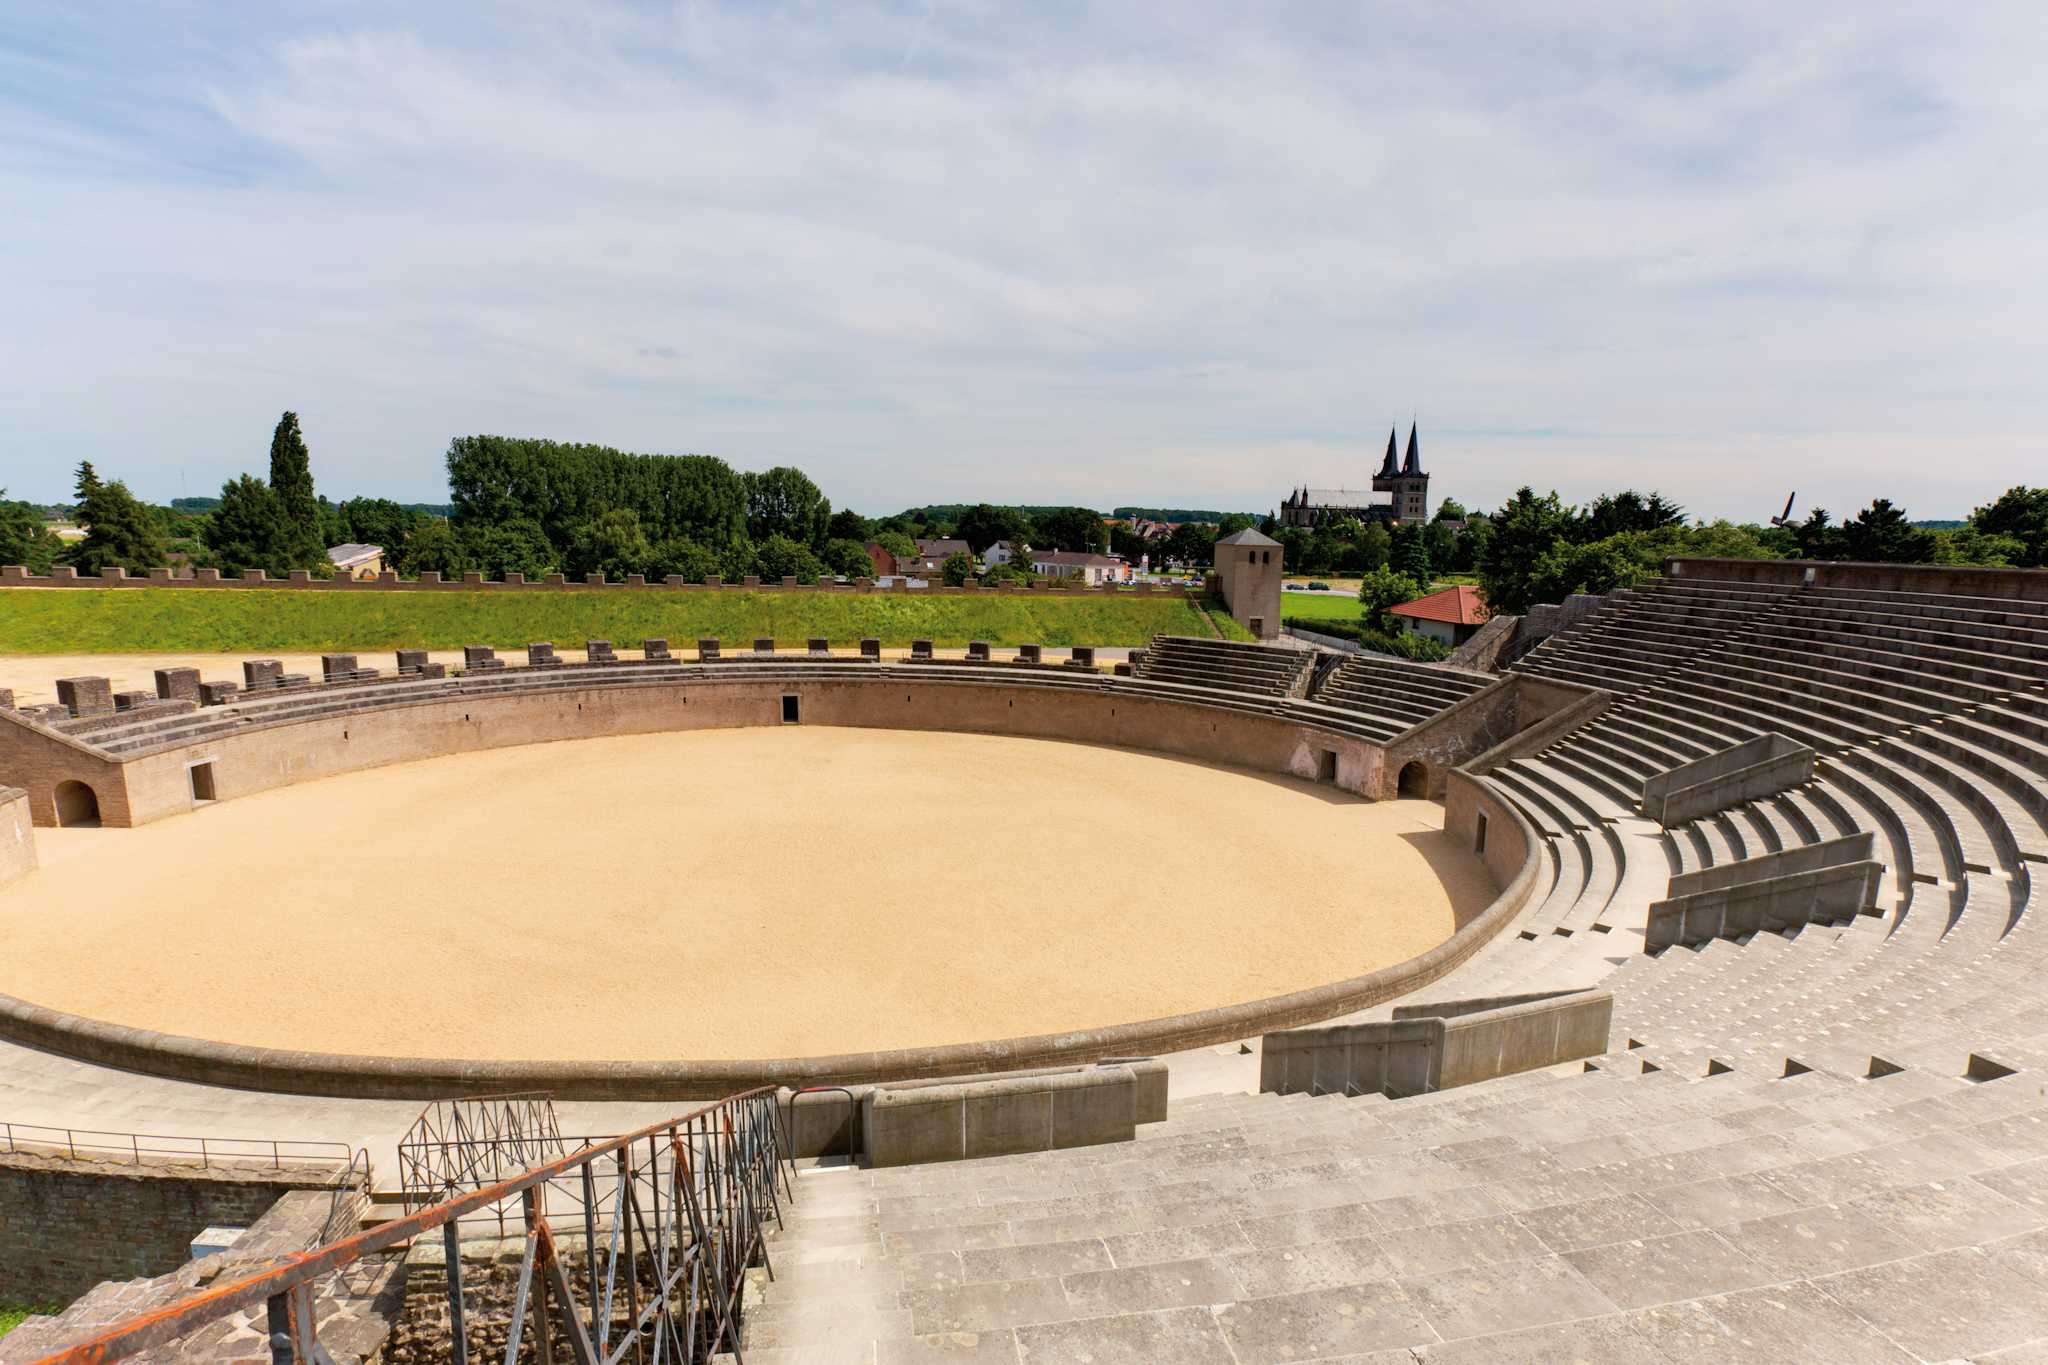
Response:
1769,492,1798,528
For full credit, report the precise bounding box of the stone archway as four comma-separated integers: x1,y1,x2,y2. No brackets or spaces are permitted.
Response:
54,781,101,828
1396,761,1430,799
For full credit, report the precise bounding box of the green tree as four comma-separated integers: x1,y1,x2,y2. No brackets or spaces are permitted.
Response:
954,503,1026,554
826,508,871,543
1390,522,1432,581
1434,498,1468,522
1357,565,1429,634
471,517,558,579
1970,486,2048,567
339,497,423,550
1357,522,1392,572
1449,513,1490,573
1840,499,1936,564
267,411,326,569
1789,507,1845,561
1580,490,1684,542
822,537,875,579
1038,506,1109,553
647,536,721,583
1163,522,1216,568
566,507,653,580
66,461,168,573
1930,526,2026,566
754,533,826,583
1527,539,1644,605
0,492,62,572
203,474,289,575
1214,512,1257,538
874,529,916,561
1477,487,1576,614
393,520,472,576
940,550,974,586
744,467,831,547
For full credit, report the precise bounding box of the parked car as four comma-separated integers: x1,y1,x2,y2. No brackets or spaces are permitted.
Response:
1308,581,1330,591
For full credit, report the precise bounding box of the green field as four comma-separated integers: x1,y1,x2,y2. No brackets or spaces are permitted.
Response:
1276,590,1363,623
0,588,1247,653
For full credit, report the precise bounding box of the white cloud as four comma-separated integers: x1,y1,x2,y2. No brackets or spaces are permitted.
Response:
1,0,2043,520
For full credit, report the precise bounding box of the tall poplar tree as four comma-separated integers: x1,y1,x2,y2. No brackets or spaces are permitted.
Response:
268,411,326,568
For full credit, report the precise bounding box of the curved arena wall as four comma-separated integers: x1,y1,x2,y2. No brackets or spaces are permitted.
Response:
0,674,1543,1099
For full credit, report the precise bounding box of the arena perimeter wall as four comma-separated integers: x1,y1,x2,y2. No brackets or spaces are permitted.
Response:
0,674,1544,1100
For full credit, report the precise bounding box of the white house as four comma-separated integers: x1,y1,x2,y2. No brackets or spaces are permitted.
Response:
1031,550,1128,585
984,539,1025,567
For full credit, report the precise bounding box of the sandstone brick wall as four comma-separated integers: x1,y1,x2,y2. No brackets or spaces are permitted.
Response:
94,673,1387,827
0,787,33,886
0,1152,327,1304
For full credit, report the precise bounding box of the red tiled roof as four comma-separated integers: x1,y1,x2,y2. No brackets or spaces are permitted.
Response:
1389,584,1489,626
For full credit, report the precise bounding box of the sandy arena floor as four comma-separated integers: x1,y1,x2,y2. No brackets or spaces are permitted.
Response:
0,728,1494,1061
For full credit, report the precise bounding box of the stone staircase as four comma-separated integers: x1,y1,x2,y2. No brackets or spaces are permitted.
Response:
731,1059,2048,1362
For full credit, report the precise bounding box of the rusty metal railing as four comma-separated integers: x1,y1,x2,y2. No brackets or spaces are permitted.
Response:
0,1120,355,1171
27,1087,792,1365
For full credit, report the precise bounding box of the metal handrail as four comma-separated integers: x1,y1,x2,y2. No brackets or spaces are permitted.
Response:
0,1120,355,1171
26,1086,788,1365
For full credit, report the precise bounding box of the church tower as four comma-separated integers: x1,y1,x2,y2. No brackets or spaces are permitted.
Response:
1372,422,1430,524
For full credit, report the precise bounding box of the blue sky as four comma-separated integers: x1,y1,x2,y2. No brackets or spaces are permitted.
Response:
2,2,2043,521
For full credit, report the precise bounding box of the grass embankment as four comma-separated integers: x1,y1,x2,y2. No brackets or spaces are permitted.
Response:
1278,590,1363,624
0,588,1247,653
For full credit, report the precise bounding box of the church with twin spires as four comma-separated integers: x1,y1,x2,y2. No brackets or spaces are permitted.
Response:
1278,422,1430,529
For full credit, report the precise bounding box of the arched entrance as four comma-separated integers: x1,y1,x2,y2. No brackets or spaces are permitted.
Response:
54,781,101,827
1396,761,1430,799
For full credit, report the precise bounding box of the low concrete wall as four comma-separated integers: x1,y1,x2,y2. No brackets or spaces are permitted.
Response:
862,1066,1138,1167
1642,732,1814,826
0,1153,328,1305
779,1059,1169,1161
0,787,34,886
1665,831,1874,899
1665,556,2048,603
1646,862,1884,951
1259,990,1613,1098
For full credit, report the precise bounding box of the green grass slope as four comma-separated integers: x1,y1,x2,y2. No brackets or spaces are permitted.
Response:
0,588,1245,653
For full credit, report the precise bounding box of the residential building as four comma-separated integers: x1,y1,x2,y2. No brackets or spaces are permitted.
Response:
1389,583,1490,646
326,543,385,579
1030,550,1128,585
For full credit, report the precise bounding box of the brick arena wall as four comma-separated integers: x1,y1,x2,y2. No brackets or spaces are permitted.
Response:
82,674,1388,827
0,1153,324,1305
0,787,34,886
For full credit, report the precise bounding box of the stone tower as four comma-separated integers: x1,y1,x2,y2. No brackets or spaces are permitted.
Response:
1371,423,1430,525
1212,528,1283,640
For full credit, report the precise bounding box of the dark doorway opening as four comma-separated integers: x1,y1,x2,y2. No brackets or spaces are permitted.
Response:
1316,750,1337,783
188,761,217,805
781,694,800,724
54,781,100,827
1397,761,1429,799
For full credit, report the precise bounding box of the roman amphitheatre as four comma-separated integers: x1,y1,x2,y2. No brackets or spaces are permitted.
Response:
6,552,2048,1364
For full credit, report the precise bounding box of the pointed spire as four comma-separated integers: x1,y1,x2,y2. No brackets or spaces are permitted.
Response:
1402,421,1423,476
1377,428,1399,479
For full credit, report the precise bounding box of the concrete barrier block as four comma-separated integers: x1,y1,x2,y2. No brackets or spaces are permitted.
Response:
963,1081,1055,1159
864,1086,967,1168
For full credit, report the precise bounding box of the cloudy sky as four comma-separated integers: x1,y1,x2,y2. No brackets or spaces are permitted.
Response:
3,2,2043,521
